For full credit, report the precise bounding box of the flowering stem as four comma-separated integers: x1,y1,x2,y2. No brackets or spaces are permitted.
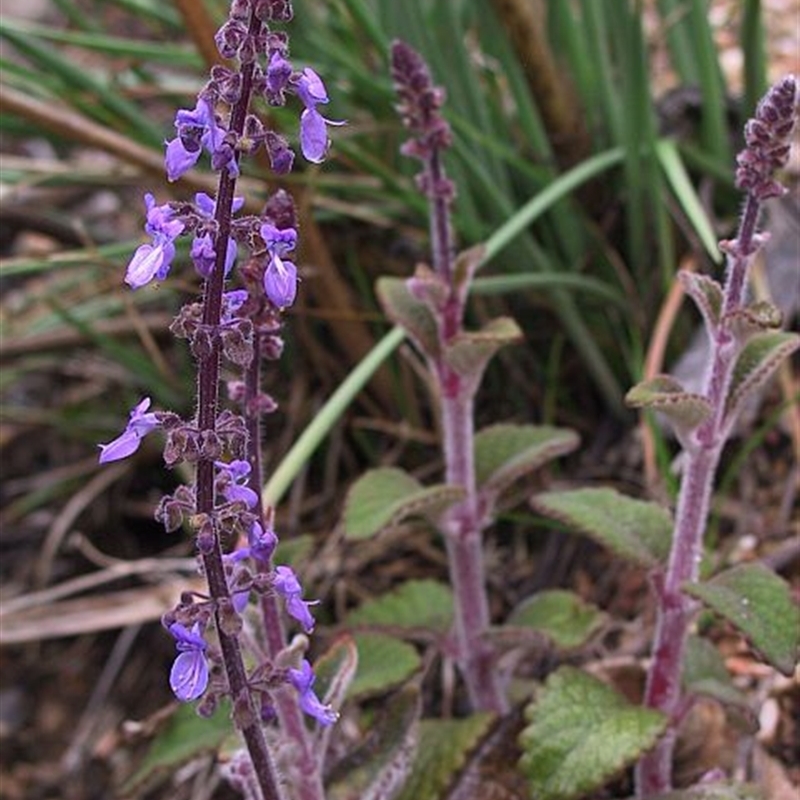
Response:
391,39,506,714
635,447,718,796
636,214,755,796
636,77,797,796
192,11,285,800
434,279,506,715
439,383,506,712
101,1,343,795
244,333,326,800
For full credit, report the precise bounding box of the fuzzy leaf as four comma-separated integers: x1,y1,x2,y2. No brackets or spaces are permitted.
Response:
726,301,783,340
679,271,723,332
520,667,667,800
682,636,749,711
345,579,454,633
532,488,672,566
684,563,799,676
394,714,496,800
406,262,448,315
626,375,712,432
343,468,464,540
507,589,605,650
725,332,800,423
452,243,486,302
348,632,421,700
328,684,421,800
376,275,439,358
312,634,360,713
646,781,763,799
475,423,579,500
443,316,522,383
121,702,231,797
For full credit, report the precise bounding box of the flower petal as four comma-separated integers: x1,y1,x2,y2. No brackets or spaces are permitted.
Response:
263,256,297,309
300,108,328,164
170,650,209,701
98,429,142,463
165,137,201,182
125,243,165,289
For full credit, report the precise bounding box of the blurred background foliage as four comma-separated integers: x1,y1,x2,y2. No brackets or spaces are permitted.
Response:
0,0,785,520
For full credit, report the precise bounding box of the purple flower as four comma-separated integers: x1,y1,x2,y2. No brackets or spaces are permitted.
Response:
125,194,184,289
222,522,278,612
196,191,245,219
165,97,239,182
295,68,344,164
191,193,243,278
261,222,299,308
266,51,293,103
229,575,251,614
168,622,209,701
225,521,278,565
264,257,297,308
222,289,249,321
265,130,295,175
248,521,277,562
288,659,338,726
216,459,259,509
98,397,160,463
273,565,318,632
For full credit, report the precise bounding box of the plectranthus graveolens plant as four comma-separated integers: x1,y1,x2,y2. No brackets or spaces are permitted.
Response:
343,39,578,715
628,74,800,798
96,3,344,799
526,76,799,800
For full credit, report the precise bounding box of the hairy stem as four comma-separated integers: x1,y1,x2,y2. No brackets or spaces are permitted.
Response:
636,178,766,798
635,447,719,796
426,135,506,714
439,381,506,712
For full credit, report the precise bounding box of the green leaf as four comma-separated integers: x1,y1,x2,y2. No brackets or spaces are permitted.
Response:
647,780,763,799
343,468,464,540
274,532,314,566
626,375,713,433
725,332,800,424
531,488,672,566
348,633,421,700
656,139,720,262
0,18,199,66
328,685,421,800
394,714,496,800
507,589,605,650
475,423,579,500
519,667,667,800
682,636,749,711
678,271,724,332
726,301,783,341
443,316,522,384
684,563,799,676
452,243,487,300
406,262,448,315
376,276,439,358
345,579,454,633
121,702,231,797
